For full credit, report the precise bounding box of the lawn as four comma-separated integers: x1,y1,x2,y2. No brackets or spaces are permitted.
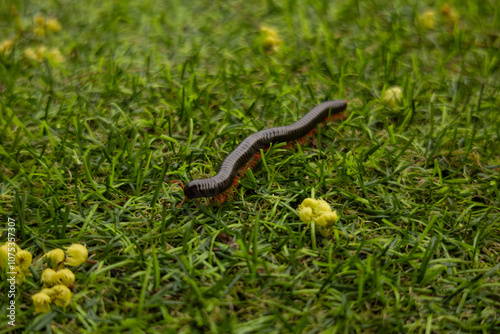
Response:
0,0,499,333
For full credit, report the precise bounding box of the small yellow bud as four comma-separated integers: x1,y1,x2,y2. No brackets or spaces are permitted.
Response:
297,206,314,222
65,244,88,266
15,250,32,271
46,249,66,268
263,35,282,52
32,292,52,314
54,269,75,287
0,243,11,269
382,86,403,108
41,268,57,287
24,47,43,62
47,285,72,308
301,198,319,209
36,45,47,59
45,18,62,33
315,199,332,215
0,39,14,55
34,14,45,26
316,211,338,227
419,10,436,29
260,25,282,53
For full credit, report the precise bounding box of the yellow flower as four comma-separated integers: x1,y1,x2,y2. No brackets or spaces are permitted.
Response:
260,26,279,38
418,10,436,29
297,198,333,219
54,269,75,287
440,3,459,25
46,248,65,268
301,198,319,209
45,18,62,33
316,211,338,227
41,268,57,287
315,199,332,215
36,45,47,59
47,48,64,63
382,86,403,108
15,250,32,271
34,14,45,26
47,285,72,308
297,206,314,222
260,25,282,53
32,292,52,314
65,244,88,266
0,243,11,269
0,39,14,55
24,47,43,62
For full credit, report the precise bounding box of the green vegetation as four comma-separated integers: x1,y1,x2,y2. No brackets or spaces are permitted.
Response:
1,0,499,332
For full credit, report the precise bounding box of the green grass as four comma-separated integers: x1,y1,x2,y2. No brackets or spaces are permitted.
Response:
1,0,499,332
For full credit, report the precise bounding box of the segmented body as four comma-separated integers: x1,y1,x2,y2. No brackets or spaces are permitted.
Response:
183,100,347,200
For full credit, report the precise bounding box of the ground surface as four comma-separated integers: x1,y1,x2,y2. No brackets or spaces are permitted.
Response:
0,0,499,333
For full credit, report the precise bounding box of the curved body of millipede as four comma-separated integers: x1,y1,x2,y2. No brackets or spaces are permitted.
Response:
173,100,347,204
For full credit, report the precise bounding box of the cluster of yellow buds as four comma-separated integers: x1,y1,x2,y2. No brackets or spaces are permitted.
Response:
32,244,88,313
259,25,282,53
24,46,64,64
0,10,64,64
296,198,339,237
46,244,88,269
33,14,62,37
417,3,459,30
0,243,32,285
0,39,14,55
32,285,72,313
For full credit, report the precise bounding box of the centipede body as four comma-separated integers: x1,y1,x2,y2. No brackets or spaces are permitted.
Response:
183,100,348,200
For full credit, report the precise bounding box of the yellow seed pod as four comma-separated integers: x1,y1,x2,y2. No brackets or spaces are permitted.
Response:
45,18,62,33
260,25,279,38
301,198,319,209
65,244,88,266
316,211,338,227
48,285,72,308
0,39,14,55
46,249,66,268
34,14,45,26
54,269,75,287
418,10,436,29
315,199,332,216
0,243,10,269
297,206,314,222
260,25,282,53
41,268,57,287
32,292,52,314
382,86,403,108
16,250,32,271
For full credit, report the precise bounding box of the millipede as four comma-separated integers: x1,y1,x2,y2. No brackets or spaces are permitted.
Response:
172,100,348,206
